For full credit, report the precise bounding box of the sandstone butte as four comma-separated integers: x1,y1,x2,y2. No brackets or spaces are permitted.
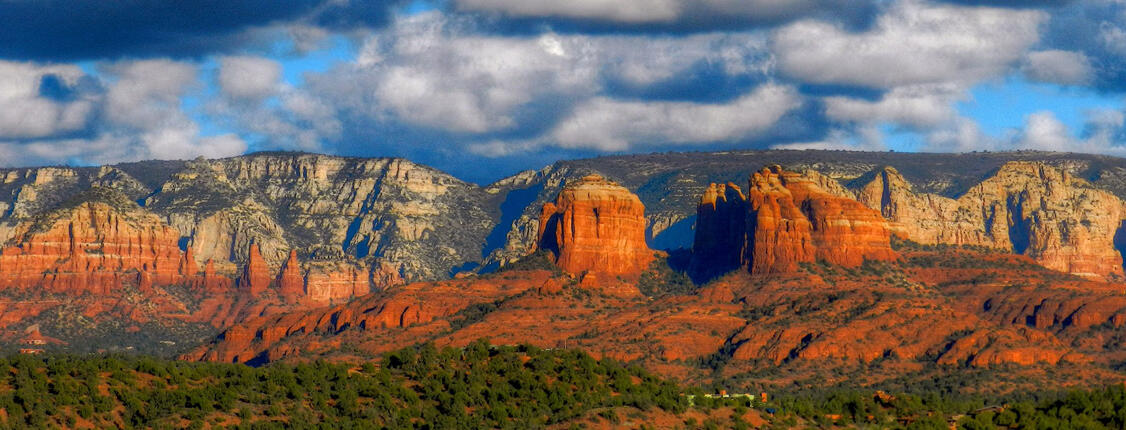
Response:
0,201,395,305
854,161,1125,279
535,174,654,277
693,165,897,275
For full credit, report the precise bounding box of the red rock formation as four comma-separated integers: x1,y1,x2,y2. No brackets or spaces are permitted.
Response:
690,182,748,280
277,250,304,303
0,202,184,294
371,261,404,292
194,259,232,292
305,261,371,304
536,174,654,276
745,165,896,273
237,243,272,296
179,246,198,277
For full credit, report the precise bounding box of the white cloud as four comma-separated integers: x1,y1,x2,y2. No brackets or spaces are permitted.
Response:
218,56,282,100
307,12,771,139
0,61,96,139
0,59,247,166
772,1,1043,88
103,59,198,129
549,83,801,151
1022,50,1093,86
824,83,964,129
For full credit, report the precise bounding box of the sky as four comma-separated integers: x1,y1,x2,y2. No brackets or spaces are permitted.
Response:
3,1,1126,184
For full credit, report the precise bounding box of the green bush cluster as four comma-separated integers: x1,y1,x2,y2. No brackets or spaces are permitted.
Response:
0,340,686,429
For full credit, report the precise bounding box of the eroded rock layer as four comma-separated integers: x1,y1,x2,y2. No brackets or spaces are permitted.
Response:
0,201,184,294
693,166,896,275
536,175,654,276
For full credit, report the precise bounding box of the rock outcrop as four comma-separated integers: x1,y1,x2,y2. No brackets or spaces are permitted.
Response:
194,259,231,292
277,250,304,303
238,243,272,296
536,175,654,276
693,166,896,275
305,261,373,305
856,162,1124,279
0,201,184,293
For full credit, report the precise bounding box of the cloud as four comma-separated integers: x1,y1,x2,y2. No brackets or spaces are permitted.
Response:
0,59,247,167
218,56,282,100
1012,110,1126,155
304,12,772,137
1018,111,1073,150
0,0,406,61
824,83,964,129
772,1,1043,89
453,0,879,32
0,61,98,139
1022,50,1093,85
1036,0,1126,91
548,84,801,151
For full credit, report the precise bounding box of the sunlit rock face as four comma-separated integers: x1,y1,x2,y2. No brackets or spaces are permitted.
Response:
536,175,654,277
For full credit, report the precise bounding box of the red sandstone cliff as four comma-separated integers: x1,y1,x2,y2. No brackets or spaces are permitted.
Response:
693,166,896,275
0,202,185,293
536,175,654,276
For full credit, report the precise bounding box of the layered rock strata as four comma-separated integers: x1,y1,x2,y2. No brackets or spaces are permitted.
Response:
855,162,1124,279
693,166,896,275
536,175,654,276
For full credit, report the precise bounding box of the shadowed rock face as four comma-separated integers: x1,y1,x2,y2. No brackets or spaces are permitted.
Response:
690,182,747,281
536,175,654,277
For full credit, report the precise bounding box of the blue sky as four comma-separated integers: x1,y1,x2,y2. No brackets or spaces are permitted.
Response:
3,0,1126,183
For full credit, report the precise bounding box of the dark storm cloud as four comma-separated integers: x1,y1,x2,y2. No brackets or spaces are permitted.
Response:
0,0,405,61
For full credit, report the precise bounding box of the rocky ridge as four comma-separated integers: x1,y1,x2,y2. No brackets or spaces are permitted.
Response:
5,150,1126,366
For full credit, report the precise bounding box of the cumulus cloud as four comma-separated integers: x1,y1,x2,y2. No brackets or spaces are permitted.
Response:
0,61,97,139
305,12,771,137
772,1,1043,88
1012,110,1126,155
549,84,801,151
824,84,965,129
0,59,246,167
919,110,1126,156
218,56,282,100
1022,50,1093,85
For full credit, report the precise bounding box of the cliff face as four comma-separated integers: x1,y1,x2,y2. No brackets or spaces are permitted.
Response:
0,198,183,294
746,166,897,273
536,175,654,276
691,166,896,275
142,154,495,283
856,162,1124,279
277,250,304,304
